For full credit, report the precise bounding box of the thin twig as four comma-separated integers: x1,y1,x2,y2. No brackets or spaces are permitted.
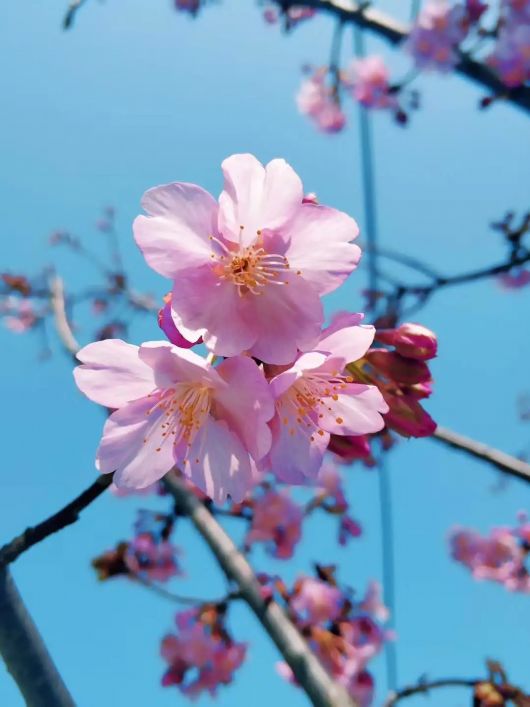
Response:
0,567,76,707
131,572,242,606
163,473,356,707
383,677,477,705
0,475,113,567
433,426,530,484
277,0,530,113
49,275,80,358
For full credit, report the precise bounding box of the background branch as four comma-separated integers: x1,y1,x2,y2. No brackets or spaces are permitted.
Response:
164,473,356,707
0,567,75,707
277,0,530,113
433,425,530,484
383,676,477,705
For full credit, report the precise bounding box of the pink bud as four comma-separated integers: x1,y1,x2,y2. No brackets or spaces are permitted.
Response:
158,294,201,348
383,392,436,438
375,322,437,360
366,349,431,385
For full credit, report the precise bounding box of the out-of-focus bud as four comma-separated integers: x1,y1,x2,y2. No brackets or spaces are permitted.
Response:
375,322,437,360
328,434,373,464
302,192,319,204
366,349,431,385
158,293,201,348
383,392,437,437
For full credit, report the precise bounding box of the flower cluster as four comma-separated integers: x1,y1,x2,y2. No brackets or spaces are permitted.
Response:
1,296,40,334
450,513,530,593
263,4,316,29
74,154,396,503
161,607,246,698
487,0,530,88
268,568,391,706
296,68,347,133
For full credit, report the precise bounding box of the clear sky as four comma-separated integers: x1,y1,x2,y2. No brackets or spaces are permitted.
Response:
1,1,530,705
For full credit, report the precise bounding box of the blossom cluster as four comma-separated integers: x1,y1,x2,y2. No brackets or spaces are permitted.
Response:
487,0,530,88
161,606,247,697
264,568,391,706
450,513,530,593
73,153,411,502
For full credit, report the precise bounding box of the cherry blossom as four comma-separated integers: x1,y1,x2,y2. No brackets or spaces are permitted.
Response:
343,56,398,111
487,24,530,88
296,69,347,134
245,488,303,559
124,532,182,582
74,339,274,502
406,1,469,72
267,318,388,483
134,154,360,364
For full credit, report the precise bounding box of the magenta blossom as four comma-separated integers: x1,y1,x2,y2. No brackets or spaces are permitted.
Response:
134,154,360,364
406,1,469,71
291,577,343,624
487,24,530,88
267,320,388,482
343,56,398,110
245,488,303,559
125,533,182,582
74,339,274,502
296,70,348,134
157,292,200,348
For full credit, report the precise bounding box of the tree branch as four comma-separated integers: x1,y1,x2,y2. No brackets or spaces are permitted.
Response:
0,475,113,568
49,275,80,359
0,567,75,707
163,473,356,707
383,677,477,705
433,425,530,484
277,0,530,114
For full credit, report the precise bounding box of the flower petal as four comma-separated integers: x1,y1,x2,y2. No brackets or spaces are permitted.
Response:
133,182,218,278
218,154,303,245
318,384,388,436
214,356,274,460
245,270,323,365
285,204,361,295
74,339,154,409
269,414,328,483
96,397,175,488
170,265,257,356
317,324,375,363
138,341,220,388
183,418,254,504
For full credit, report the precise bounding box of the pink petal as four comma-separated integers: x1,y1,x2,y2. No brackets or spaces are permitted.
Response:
74,339,154,409
138,341,219,388
317,324,375,363
285,204,361,295
133,182,218,278
218,154,303,245
184,418,254,504
269,414,329,483
245,270,323,364
318,384,388,436
96,397,175,488
214,356,274,460
170,266,257,356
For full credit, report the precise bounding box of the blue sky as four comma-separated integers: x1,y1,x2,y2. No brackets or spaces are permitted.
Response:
1,1,530,705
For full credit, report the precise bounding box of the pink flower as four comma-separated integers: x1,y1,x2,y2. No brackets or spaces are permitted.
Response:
245,489,303,559
74,339,274,502
134,154,360,364
3,299,38,333
174,0,201,15
487,24,530,88
343,56,397,110
501,0,530,24
291,577,343,624
125,533,181,582
267,321,388,482
497,268,530,289
406,1,469,71
296,70,347,133
358,581,389,623
347,671,374,707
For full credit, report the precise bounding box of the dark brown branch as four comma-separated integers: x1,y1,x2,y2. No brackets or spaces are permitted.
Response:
433,426,530,484
277,0,530,114
163,473,356,707
383,677,477,705
0,567,75,707
0,475,113,567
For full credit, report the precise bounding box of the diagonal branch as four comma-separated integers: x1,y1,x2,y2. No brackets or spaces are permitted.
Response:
164,473,356,707
277,0,530,114
0,567,75,707
0,475,113,568
433,425,530,484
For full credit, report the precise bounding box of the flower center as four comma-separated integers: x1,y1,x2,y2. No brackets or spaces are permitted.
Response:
209,230,293,296
278,371,354,441
145,383,212,455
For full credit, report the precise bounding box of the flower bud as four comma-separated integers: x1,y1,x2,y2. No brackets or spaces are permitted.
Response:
366,349,431,384
375,322,437,360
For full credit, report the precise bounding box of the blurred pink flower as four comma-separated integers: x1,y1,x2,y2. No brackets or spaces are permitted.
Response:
125,533,182,582
343,56,397,110
297,70,347,133
406,1,469,71
291,577,343,624
245,489,303,559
